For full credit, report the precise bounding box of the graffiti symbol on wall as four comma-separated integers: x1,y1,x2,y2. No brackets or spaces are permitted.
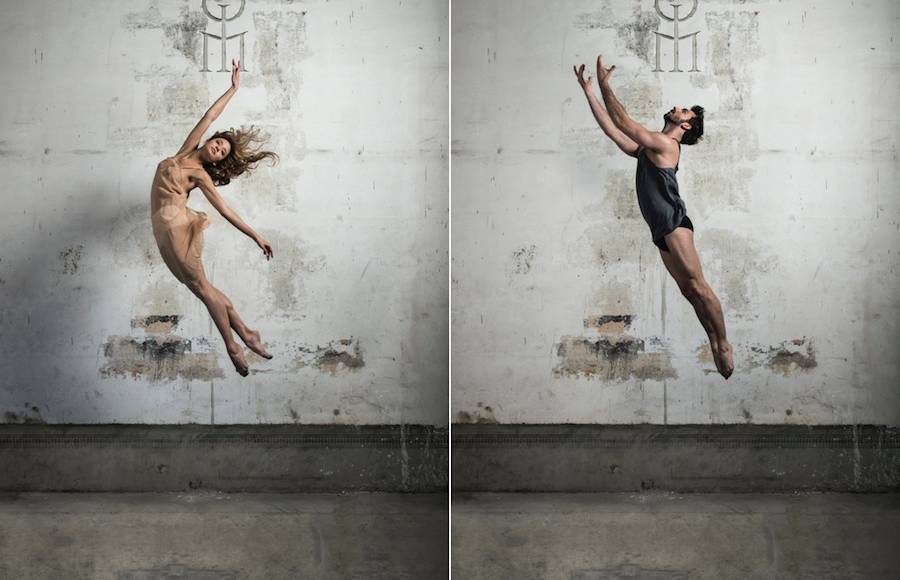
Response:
652,0,701,72
200,0,248,73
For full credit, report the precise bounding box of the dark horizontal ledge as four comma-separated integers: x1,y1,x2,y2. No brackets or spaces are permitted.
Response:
0,424,448,449
451,424,900,449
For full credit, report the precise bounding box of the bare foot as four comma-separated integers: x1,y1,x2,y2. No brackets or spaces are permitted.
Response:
713,341,734,379
227,344,249,376
243,329,273,360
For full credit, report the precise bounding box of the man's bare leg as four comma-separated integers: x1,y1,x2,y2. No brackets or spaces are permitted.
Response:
659,227,734,379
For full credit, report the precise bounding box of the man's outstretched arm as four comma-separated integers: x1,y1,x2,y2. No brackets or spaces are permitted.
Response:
595,55,670,152
574,64,639,157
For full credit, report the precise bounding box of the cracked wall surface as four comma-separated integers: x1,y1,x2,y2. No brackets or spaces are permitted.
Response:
0,0,448,425
451,0,900,425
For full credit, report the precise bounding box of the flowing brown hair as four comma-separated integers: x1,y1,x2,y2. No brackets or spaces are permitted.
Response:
202,125,279,186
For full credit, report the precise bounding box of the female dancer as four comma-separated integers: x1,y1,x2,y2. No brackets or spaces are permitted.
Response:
150,59,278,376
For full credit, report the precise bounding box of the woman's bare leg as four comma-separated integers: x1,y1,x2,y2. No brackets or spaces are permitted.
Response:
186,279,249,376
210,286,273,359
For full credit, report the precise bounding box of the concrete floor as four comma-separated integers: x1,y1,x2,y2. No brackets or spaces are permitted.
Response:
452,492,900,580
0,492,448,580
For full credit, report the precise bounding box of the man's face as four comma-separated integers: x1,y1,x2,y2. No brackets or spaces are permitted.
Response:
665,106,696,127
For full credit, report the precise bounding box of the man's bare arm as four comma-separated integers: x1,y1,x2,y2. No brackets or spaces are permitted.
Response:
594,56,670,153
574,64,640,157
176,59,241,156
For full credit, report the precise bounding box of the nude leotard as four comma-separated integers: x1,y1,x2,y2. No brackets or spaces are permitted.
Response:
150,156,211,287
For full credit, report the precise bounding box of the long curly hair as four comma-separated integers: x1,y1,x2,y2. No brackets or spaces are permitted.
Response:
202,125,279,186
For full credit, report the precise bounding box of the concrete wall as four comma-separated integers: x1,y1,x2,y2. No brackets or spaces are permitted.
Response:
451,0,900,425
0,0,448,425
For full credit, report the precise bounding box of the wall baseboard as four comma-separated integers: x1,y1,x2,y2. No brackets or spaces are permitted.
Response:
452,424,900,492
0,425,447,492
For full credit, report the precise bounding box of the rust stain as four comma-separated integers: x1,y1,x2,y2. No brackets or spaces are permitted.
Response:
554,335,677,382
131,314,182,335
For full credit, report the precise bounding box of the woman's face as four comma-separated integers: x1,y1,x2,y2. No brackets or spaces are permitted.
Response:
204,137,231,162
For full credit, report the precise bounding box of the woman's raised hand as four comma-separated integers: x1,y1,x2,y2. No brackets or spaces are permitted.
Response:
231,58,240,90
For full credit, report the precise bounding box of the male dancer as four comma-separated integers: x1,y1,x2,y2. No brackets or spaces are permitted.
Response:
574,55,734,378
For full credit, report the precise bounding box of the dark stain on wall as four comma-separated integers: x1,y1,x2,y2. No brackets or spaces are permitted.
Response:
59,245,84,275
512,245,536,274
763,337,818,376
457,403,498,424
555,335,677,382
101,335,225,382
2,404,46,424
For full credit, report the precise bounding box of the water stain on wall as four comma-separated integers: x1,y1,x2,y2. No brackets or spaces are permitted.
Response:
249,228,326,316
251,10,309,114
121,4,209,65
575,2,661,63
706,10,764,116
110,205,159,268
570,221,648,273
293,337,364,375
697,228,777,319
146,77,209,122
555,334,677,382
101,334,225,382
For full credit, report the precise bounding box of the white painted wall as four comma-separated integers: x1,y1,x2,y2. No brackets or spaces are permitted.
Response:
0,0,448,425
451,0,900,425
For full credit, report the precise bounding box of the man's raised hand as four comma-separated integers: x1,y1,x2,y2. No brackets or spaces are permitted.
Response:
596,54,616,84
574,63,593,93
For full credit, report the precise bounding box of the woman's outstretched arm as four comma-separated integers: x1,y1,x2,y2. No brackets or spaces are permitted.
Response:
196,172,274,260
176,59,241,156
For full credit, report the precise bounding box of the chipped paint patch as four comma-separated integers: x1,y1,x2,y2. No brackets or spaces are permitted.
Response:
584,314,634,334
554,335,677,382
131,314,182,334
101,335,225,382
512,245,536,274
59,245,83,274
293,338,364,375
756,337,818,376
